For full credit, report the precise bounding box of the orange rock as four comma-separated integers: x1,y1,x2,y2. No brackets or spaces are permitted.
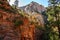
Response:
0,0,35,40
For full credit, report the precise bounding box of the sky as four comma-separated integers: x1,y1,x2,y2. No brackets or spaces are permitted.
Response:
8,0,48,7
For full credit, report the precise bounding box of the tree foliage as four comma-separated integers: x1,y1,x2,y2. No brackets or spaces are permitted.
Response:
42,0,60,40
14,0,19,9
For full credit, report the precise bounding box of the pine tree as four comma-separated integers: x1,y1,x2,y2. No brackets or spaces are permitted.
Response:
47,0,60,39
14,0,19,9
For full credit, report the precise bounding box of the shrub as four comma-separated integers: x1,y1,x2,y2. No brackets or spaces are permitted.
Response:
14,20,23,26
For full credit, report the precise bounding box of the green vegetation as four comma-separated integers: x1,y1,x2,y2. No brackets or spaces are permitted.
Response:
41,0,60,40
13,20,23,26
35,0,60,40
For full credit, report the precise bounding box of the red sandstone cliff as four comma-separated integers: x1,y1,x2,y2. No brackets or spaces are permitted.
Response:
0,0,35,40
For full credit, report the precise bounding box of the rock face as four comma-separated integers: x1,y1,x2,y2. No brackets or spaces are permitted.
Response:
0,0,35,40
20,1,46,27
20,1,46,40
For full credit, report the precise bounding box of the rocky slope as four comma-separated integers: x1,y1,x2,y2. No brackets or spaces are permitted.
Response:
20,1,46,27
0,0,35,40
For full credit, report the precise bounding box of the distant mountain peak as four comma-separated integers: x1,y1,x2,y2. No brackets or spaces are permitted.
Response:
29,1,40,6
20,1,46,14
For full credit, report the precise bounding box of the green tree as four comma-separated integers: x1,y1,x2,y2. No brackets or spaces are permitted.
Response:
14,0,19,9
46,0,60,40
